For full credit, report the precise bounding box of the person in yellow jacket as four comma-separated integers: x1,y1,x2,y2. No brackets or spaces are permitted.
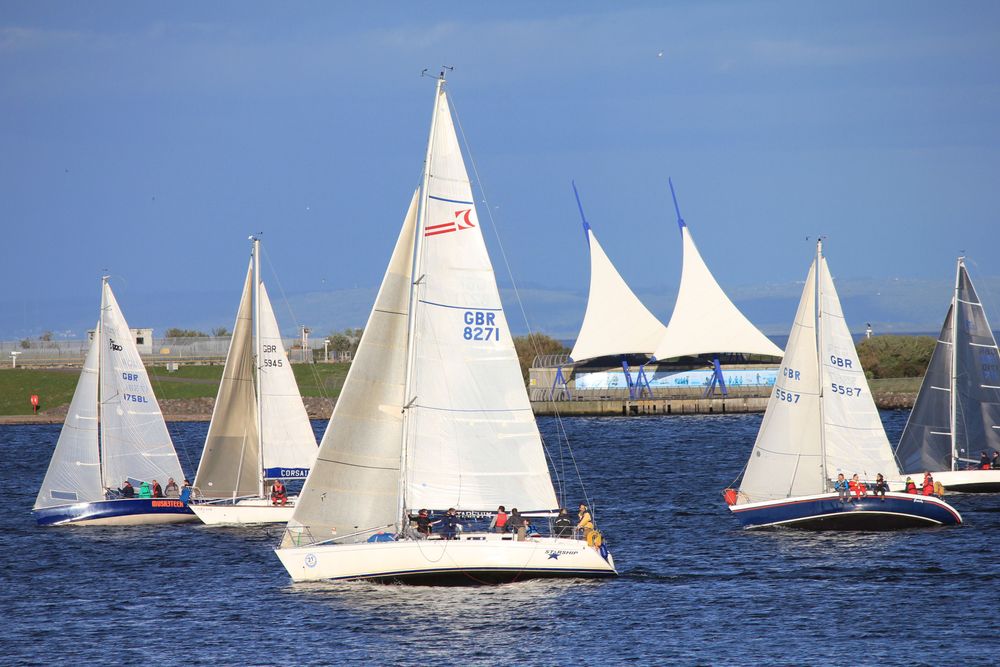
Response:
576,503,595,545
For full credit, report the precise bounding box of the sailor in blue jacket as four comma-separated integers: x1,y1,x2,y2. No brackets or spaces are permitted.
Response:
833,473,850,502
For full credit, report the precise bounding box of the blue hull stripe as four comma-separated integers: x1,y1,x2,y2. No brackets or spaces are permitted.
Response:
34,498,194,526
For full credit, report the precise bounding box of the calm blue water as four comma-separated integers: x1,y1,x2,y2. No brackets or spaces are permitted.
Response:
3,412,998,665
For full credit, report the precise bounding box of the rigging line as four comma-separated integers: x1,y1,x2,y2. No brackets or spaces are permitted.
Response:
449,93,593,516
258,244,331,404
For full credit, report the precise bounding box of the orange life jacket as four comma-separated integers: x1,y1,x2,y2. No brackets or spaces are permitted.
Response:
495,512,508,527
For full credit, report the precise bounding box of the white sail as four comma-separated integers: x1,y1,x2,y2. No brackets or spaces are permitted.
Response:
653,220,783,361
99,281,185,488
817,258,901,481
34,329,103,508
738,261,824,501
570,226,667,362
195,262,260,498
404,88,558,513
256,281,317,479
285,190,418,545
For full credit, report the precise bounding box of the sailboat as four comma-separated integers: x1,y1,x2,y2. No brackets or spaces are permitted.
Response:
33,278,194,526
895,257,1000,492
726,241,962,529
275,74,617,583
190,237,318,525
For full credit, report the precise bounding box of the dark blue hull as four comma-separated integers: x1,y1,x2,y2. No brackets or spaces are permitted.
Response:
34,498,197,526
730,492,962,530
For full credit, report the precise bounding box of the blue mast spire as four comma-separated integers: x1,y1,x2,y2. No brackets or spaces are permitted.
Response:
668,177,686,233
571,180,592,246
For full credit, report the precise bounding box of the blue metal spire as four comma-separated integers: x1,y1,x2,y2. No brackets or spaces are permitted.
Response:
571,180,592,246
668,177,686,233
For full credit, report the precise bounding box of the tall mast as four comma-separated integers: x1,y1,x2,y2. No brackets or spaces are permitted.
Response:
398,73,445,527
815,240,829,491
98,276,108,489
253,236,265,498
950,256,962,471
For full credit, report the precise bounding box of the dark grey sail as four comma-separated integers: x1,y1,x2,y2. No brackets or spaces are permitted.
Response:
952,264,1000,463
897,261,1000,474
896,305,954,473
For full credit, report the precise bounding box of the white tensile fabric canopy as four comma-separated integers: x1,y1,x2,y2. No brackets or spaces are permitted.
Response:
652,220,783,361
570,226,668,362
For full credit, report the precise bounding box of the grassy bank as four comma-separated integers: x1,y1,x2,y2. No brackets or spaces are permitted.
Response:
0,363,350,416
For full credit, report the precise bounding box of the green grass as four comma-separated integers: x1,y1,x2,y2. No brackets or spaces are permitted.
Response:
868,377,922,393
0,368,82,415
0,362,352,415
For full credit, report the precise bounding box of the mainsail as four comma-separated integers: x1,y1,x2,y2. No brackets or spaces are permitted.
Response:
286,81,558,546
897,260,1000,472
403,85,557,514
569,186,667,362
195,262,260,498
99,281,185,489
256,281,317,479
34,330,102,509
739,243,899,502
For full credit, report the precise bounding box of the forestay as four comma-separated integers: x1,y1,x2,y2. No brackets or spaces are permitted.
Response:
195,263,260,498
34,331,103,509
404,88,558,513
257,281,317,479
284,191,417,545
738,261,824,502
99,282,185,489
817,258,901,482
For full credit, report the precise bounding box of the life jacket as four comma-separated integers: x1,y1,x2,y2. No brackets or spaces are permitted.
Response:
905,482,917,494
922,483,934,495
495,512,508,527
272,482,286,497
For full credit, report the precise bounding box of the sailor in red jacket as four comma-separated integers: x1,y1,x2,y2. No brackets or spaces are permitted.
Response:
921,472,935,496
849,474,867,501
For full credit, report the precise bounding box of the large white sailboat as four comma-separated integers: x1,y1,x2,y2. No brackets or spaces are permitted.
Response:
191,237,318,525
726,241,962,529
275,74,616,583
34,278,193,526
895,257,1000,492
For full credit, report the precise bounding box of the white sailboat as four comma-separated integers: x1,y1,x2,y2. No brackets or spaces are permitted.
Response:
895,257,1000,492
33,278,193,526
275,74,616,583
726,241,962,529
190,237,318,525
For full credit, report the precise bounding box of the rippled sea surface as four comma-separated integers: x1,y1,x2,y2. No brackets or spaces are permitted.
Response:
4,412,998,665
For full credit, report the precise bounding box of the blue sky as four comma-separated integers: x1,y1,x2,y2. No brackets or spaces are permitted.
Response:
2,1,999,339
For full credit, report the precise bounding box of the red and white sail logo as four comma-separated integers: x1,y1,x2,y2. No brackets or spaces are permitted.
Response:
425,209,476,237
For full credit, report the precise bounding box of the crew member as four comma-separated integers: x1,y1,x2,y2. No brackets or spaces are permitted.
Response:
271,480,287,506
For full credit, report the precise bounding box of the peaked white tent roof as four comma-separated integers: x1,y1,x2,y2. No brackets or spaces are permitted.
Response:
652,182,783,361
570,184,668,362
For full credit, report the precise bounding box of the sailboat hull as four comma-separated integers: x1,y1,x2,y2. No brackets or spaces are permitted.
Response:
275,533,617,585
34,498,197,526
190,496,297,525
932,469,1000,493
729,492,962,530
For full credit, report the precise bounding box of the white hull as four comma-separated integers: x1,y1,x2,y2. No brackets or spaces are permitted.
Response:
191,496,297,525
275,533,616,584
934,469,1000,492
